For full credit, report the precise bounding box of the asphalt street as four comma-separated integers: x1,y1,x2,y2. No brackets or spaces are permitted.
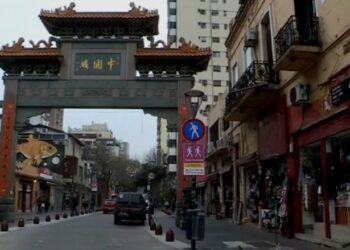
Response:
1,211,349,250
0,212,176,250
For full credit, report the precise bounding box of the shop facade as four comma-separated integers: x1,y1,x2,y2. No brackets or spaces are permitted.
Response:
288,66,350,241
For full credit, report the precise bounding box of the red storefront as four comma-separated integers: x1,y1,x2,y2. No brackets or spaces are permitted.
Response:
257,96,289,230
287,66,350,240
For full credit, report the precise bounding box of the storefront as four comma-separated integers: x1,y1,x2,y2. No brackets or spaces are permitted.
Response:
288,66,350,240
14,163,40,213
16,179,34,212
205,171,219,216
244,165,260,223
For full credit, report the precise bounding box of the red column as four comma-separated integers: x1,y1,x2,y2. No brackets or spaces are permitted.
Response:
177,104,190,201
0,103,15,197
321,139,331,239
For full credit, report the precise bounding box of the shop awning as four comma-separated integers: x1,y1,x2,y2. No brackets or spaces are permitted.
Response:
206,172,219,181
235,152,258,166
218,165,231,174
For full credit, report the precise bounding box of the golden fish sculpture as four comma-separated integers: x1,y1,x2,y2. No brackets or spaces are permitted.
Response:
16,135,58,168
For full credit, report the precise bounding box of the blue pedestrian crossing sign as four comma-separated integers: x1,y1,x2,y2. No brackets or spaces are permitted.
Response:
182,118,205,141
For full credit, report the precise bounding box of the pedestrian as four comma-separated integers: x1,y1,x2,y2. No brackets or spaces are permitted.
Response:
41,201,45,213
37,198,42,214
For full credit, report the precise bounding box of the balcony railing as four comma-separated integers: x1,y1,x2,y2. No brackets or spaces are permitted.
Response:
275,15,320,60
225,61,278,112
207,135,230,156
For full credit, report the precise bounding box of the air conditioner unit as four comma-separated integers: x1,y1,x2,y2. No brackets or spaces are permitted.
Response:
244,29,257,47
290,84,310,105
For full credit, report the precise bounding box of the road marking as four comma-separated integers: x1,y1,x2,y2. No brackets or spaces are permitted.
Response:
223,241,257,249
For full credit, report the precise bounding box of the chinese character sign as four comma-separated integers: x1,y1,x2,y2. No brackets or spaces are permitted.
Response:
75,53,122,75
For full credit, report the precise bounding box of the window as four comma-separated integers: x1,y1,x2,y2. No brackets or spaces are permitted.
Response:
199,36,207,43
212,37,220,43
211,10,219,16
199,22,206,28
200,0,205,2
213,51,221,57
168,35,176,43
168,22,176,29
231,63,239,88
198,9,206,15
223,0,227,3
214,95,219,102
199,79,208,86
169,2,176,8
223,11,227,16
169,8,176,15
168,140,176,147
213,65,221,72
224,24,228,30
212,23,220,29
226,66,229,72
213,80,221,86
211,0,219,3
168,156,176,164
244,47,253,69
202,95,208,101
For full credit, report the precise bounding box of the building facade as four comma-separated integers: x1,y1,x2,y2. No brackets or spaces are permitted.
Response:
167,0,239,122
224,0,350,241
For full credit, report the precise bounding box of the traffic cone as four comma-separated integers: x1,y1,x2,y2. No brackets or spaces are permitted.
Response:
165,229,174,242
1,220,9,231
155,225,163,235
155,224,163,235
150,221,156,231
45,215,51,222
34,216,40,224
18,218,25,227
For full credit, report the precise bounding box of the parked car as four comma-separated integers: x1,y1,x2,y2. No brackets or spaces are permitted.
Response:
114,192,146,225
102,199,116,214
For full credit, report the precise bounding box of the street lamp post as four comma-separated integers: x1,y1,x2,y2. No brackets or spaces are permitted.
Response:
184,89,204,250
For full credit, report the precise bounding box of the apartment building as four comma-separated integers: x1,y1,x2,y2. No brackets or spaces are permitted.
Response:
225,0,350,243
167,0,239,122
28,109,64,130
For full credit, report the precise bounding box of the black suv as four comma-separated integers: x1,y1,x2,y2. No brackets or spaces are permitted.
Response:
114,192,146,225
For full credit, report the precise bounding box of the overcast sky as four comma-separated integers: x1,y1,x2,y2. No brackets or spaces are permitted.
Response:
0,0,168,161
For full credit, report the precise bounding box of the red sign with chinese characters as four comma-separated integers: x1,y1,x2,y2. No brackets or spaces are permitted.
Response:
0,103,15,197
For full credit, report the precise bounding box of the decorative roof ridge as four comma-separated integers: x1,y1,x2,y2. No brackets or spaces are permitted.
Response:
179,37,211,53
1,38,25,53
142,37,211,53
40,2,76,16
146,36,174,49
1,38,58,53
129,2,158,16
40,2,158,17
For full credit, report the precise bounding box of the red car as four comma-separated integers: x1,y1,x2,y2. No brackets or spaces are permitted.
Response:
103,199,116,214
114,192,146,225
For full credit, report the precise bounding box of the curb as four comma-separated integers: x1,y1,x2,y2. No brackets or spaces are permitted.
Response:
0,211,99,236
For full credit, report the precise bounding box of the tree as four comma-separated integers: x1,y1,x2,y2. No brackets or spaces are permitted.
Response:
83,140,141,199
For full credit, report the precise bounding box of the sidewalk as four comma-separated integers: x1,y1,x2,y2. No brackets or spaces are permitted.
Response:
6,209,87,227
152,210,350,250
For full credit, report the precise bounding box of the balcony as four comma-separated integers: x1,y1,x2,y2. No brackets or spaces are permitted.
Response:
274,15,321,71
225,61,279,121
206,135,230,161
